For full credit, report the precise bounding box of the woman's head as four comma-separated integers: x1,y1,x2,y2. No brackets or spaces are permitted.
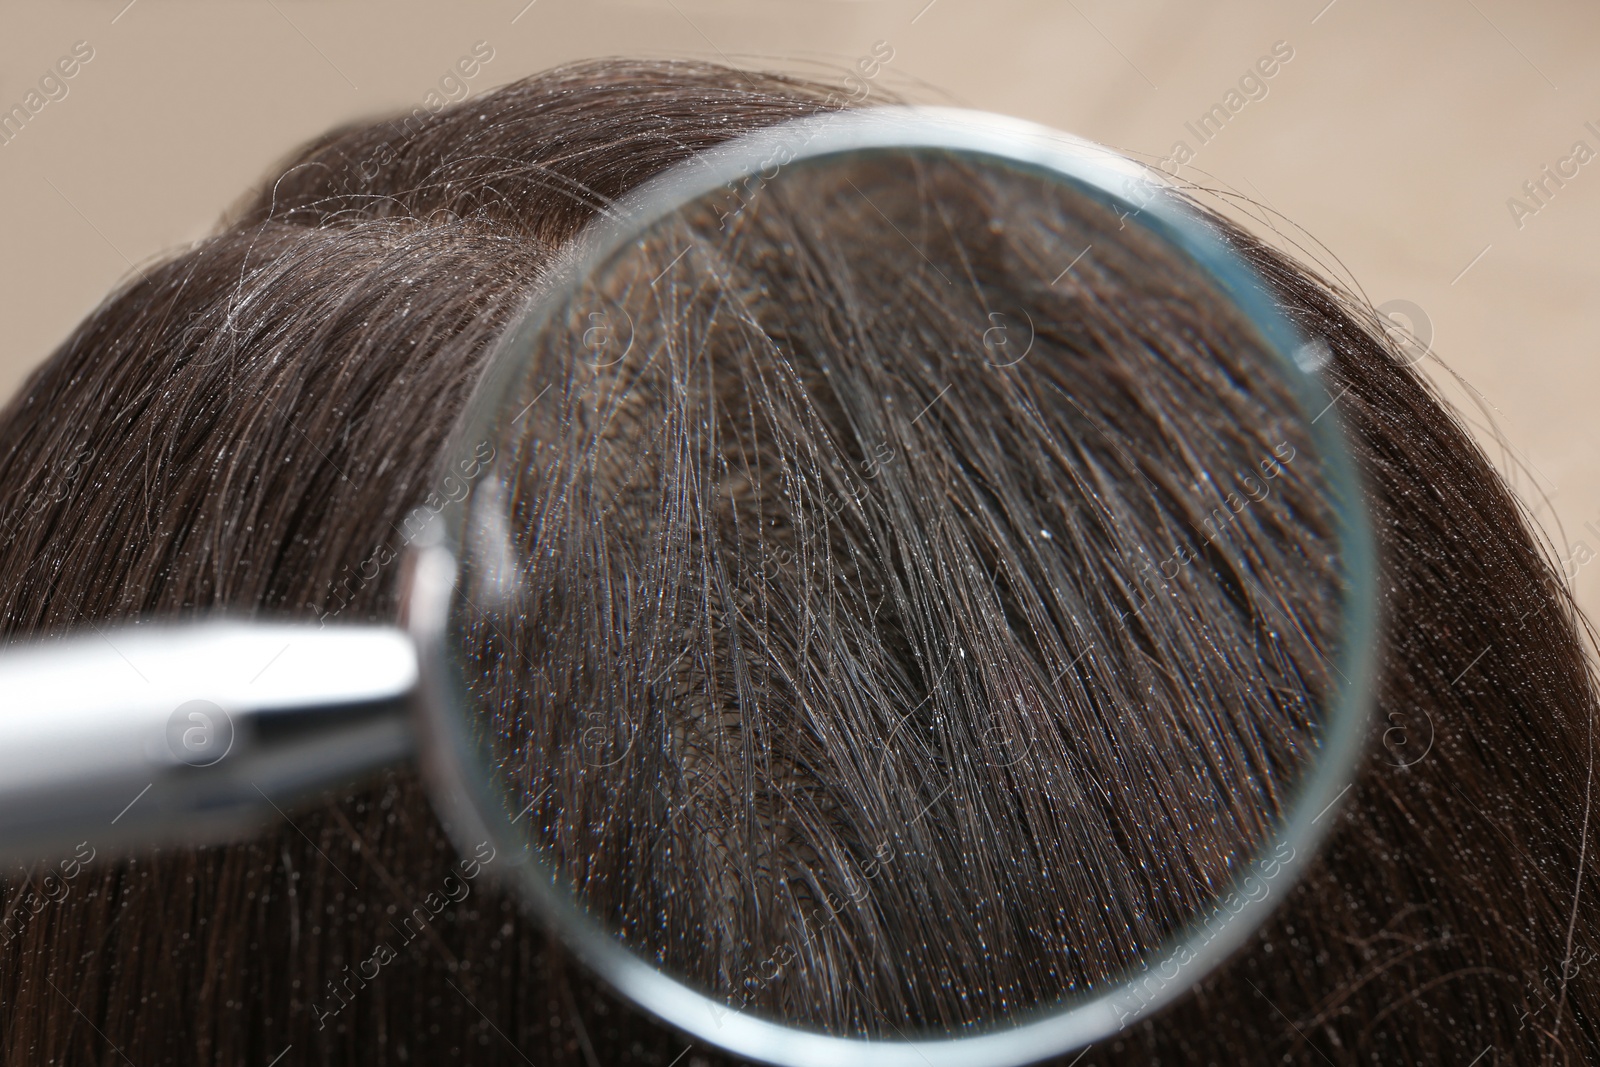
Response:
0,59,1595,1066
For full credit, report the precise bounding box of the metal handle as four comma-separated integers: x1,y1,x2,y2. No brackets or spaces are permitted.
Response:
0,622,418,865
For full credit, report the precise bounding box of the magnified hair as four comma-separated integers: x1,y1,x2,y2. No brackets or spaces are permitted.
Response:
468,145,1343,1035
0,59,1595,1066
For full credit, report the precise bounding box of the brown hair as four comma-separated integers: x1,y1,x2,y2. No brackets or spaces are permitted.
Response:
0,59,1595,1066
473,140,1341,1037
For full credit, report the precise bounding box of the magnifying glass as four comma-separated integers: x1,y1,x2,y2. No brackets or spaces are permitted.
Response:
0,106,1375,1067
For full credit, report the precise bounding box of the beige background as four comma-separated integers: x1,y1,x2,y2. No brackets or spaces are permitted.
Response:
4,0,1598,607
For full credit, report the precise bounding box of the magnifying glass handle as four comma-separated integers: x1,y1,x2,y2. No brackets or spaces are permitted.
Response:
0,622,418,866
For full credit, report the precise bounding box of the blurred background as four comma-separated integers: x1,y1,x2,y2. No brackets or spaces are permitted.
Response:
3,0,1597,610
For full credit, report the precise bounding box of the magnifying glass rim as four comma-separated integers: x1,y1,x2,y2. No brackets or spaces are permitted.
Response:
406,104,1378,1067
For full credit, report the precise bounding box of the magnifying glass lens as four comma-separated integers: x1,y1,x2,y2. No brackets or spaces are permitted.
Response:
433,117,1368,1050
